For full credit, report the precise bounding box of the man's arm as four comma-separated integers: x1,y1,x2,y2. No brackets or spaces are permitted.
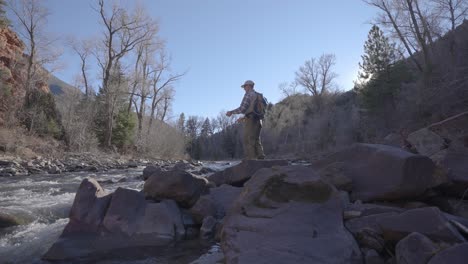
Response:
227,93,250,116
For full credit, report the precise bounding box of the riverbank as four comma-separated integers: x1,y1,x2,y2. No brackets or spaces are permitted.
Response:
0,152,207,177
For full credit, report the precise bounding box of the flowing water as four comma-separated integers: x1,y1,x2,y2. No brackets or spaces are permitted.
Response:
0,161,235,264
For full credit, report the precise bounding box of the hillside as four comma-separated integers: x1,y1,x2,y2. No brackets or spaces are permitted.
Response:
263,20,468,157
48,74,77,96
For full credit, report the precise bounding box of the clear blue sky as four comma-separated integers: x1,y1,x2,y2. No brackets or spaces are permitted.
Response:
37,0,377,120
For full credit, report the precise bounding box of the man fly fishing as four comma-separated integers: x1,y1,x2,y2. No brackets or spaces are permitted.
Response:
226,80,267,160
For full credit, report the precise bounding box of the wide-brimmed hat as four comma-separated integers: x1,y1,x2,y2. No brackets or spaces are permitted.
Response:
241,80,255,88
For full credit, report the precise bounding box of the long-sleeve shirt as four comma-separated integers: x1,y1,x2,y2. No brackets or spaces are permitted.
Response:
231,89,257,115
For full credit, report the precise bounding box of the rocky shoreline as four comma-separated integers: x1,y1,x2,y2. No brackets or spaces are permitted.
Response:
0,152,212,177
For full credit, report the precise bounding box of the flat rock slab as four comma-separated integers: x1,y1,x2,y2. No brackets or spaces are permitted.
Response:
346,203,405,217
376,207,465,244
221,165,362,264
312,143,436,202
207,159,288,187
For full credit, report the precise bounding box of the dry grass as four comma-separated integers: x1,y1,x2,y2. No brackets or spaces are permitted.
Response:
0,127,64,159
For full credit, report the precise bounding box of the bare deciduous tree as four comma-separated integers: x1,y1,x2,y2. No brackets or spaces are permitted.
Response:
431,0,468,63
432,0,468,31
69,37,94,97
7,0,62,133
7,0,61,93
278,81,299,98
363,0,444,73
295,53,337,110
129,40,157,143
158,87,174,122
56,75,98,151
147,50,184,135
93,0,158,148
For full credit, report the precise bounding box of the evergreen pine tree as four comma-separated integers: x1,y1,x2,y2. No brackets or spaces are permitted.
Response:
177,113,185,133
112,109,136,150
358,25,397,81
200,118,213,138
356,25,412,112
94,62,130,148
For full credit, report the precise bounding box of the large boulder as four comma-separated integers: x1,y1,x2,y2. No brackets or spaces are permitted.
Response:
376,207,465,244
207,159,288,186
135,200,185,240
345,207,466,252
317,162,353,191
0,211,26,228
220,165,362,264
189,195,217,225
144,169,208,207
102,188,146,235
438,150,468,197
44,179,187,261
429,197,468,219
141,165,161,180
189,184,242,224
395,232,439,264
312,143,436,202
63,178,111,234
427,243,468,264
345,213,396,253
406,128,446,157
407,112,468,197
428,111,468,149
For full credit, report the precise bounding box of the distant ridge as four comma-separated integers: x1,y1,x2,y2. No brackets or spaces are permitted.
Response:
48,74,79,95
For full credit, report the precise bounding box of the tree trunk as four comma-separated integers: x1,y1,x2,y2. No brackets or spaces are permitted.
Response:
381,0,424,72
406,0,432,72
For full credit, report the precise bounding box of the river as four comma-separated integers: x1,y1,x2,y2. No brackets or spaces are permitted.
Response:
0,162,234,264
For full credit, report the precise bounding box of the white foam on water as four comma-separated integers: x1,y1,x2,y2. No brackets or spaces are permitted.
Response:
0,190,75,210
0,218,68,263
202,161,240,172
